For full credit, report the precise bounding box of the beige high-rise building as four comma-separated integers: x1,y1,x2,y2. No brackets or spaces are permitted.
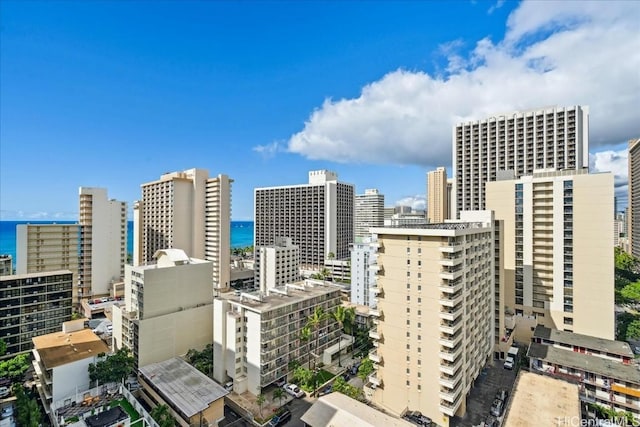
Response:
254,170,354,268
78,187,127,299
112,249,213,368
355,189,384,242
628,138,640,258
16,187,127,306
453,105,589,217
368,212,495,426
427,167,448,223
133,168,232,290
0,255,12,276
486,170,614,341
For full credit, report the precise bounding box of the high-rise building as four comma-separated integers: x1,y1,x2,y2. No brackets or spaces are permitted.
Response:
486,170,614,341
133,168,232,290
254,170,354,268
256,237,300,292
16,187,127,306
112,249,213,368
427,167,448,223
368,212,495,423
355,189,384,242
454,105,589,217
1,270,73,360
350,239,376,308
628,138,640,257
78,187,127,299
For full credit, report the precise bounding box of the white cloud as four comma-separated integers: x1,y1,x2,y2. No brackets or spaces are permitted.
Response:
287,1,640,168
590,149,629,204
0,210,77,220
395,195,426,212
252,141,285,159
488,0,505,15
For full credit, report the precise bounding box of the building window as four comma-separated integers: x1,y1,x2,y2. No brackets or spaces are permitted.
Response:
407,295,410,301
407,283,410,289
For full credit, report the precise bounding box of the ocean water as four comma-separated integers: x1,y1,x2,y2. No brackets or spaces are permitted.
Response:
0,220,254,266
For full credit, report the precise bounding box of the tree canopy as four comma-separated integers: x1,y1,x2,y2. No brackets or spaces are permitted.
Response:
88,349,135,385
0,353,31,380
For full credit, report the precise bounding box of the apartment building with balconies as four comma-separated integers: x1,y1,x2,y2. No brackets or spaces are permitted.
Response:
112,249,213,368
0,270,73,360
453,105,589,217
350,239,377,308
528,325,640,422
628,138,640,258
0,255,12,276
212,279,342,395
133,168,232,290
368,211,495,426
254,170,354,269
486,169,614,342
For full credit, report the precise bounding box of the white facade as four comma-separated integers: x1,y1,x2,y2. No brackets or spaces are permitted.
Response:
384,213,428,227
78,187,127,298
134,168,232,290
32,329,110,413
454,105,589,216
350,239,376,307
355,189,384,243
257,237,300,293
213,280,342,395
254,170,354,268
112,249,214,368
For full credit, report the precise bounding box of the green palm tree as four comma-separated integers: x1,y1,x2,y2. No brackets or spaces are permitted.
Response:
307,307,329,367
150,404,174,427
300,326,312,369
273,387,285,407
256,393,266,418
331,306,348,367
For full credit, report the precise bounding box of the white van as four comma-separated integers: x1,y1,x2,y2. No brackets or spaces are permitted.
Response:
504,346,519,369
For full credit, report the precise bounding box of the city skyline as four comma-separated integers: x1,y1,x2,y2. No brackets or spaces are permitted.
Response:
1,1,638,221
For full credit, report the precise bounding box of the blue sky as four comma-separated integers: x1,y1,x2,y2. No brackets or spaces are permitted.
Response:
1,1,638,221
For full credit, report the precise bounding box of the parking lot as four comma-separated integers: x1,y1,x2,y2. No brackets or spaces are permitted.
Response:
451,360,518,427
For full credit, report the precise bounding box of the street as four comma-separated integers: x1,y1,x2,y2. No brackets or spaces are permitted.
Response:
220,395,313,427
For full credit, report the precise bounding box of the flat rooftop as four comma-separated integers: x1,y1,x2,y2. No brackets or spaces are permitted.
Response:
528,342,640,383
373,222,485,231
505,371,580,427
1,269,73,281
32,329,109,369
139,357,228,418
300,392,413,427
533,325,633,358
218,280,342,313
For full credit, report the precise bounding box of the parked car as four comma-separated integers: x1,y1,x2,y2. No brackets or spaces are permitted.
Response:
284,383,305,398
342,372,350,381
495,389,508,402
268,409,292,427
490,398,504,417
319,384,333,396
0,387,10,399
503,357,514,370
484,416,499,427
403,410,432,426
275,378,286,388
224,381,233,392
1,405,14,419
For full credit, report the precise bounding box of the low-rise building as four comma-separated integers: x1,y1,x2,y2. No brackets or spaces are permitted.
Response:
0,270,73,360
301,392,413,427
504,371,581,427
138,357,228,427
213,279,343,395
527,325,640,421
32,328,110,415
